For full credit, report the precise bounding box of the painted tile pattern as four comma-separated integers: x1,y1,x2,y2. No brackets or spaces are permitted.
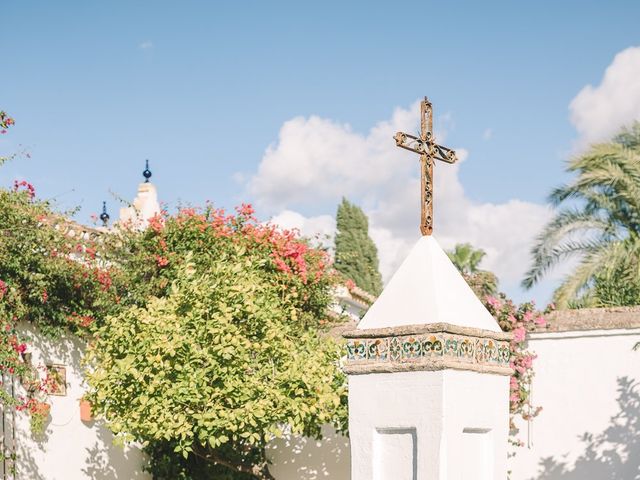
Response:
346,333,511,367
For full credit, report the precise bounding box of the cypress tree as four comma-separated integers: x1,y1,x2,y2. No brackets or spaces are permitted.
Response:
334,198,383,296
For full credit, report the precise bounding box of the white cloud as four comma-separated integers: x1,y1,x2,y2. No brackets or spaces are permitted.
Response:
232,172,246,184
248,101,551,295
139,41,153,50
249,100,422,212
570,46,640,149
482,128,493,140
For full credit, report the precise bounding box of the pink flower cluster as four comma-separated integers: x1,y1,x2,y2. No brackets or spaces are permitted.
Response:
156,255,169,267
0,279,7,299
148,213,166,233
483,294,553,445
16,397,50,416
66,313,94,328
13,180,36,199
147,204,330,286
0,111,14,134
236,203,255,217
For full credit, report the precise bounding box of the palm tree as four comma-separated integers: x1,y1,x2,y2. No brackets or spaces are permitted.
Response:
447,243,486,274
447,243,498,298
522,122,640,308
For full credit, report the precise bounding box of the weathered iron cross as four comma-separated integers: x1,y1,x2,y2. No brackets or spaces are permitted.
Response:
394,97,458,236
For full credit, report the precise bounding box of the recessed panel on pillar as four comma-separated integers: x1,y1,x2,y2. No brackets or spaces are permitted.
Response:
461,428,493,480
373,427,417,480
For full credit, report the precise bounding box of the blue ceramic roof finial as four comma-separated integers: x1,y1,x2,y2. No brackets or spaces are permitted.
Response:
99,201,110,227
143,159,152,183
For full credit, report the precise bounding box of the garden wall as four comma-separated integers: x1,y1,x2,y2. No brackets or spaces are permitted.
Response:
507,306,640,479
11,307,640,479
267,306,640,480
12,323,150,480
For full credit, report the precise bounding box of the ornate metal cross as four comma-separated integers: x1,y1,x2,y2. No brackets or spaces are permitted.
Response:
394,97,458,236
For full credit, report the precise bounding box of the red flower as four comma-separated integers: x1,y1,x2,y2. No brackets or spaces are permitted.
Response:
236,203,255,217
156,255,169,267
79,316,94,328
148,214,165,233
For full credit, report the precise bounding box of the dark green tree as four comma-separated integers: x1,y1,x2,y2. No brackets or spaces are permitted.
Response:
334,198,383,296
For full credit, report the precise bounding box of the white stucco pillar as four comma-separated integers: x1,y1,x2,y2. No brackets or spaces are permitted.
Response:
119,182,161,229
344,236,512,480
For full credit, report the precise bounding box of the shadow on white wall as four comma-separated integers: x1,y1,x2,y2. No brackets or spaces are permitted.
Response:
267,425,350,480
532,376,640,480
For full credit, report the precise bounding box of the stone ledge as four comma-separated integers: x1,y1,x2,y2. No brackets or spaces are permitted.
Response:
344,359,513,376
343,322,512,341
545,306,640,332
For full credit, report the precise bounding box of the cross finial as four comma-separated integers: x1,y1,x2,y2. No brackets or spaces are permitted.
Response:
394,97,458,236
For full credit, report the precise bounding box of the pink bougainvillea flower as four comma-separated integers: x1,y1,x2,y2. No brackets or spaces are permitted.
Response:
12,180,36,199
148,214,165,233
485,296,501,309
512,326,526,343
236,203,255,217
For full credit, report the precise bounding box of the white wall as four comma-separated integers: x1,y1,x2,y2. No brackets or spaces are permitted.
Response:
268,372,510,480
508,328,640,480
17,323,639,480
348,371,444,480
266,424,350,480
269,327,640,480
443,371,510,480
13,324,150,480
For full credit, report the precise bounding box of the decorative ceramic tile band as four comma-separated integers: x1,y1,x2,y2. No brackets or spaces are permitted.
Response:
343,324,513,376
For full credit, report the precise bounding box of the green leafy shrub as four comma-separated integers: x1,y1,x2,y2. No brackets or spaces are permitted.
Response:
86,206,347,479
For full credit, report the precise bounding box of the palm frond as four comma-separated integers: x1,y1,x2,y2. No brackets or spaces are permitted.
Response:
522,209,612,289
525,122,640,305
553,240,640,308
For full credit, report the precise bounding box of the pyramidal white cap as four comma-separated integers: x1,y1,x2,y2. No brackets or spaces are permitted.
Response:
358,236,501,332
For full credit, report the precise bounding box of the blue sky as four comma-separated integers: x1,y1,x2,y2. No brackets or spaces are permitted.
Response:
2,1,640,304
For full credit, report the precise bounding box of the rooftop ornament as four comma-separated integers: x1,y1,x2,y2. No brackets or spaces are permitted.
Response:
143,159,152,183
99,201,110,227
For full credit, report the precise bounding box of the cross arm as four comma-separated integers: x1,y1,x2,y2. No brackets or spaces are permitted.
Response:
394,131,458,164
394,132,427,155
432,144,457,164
